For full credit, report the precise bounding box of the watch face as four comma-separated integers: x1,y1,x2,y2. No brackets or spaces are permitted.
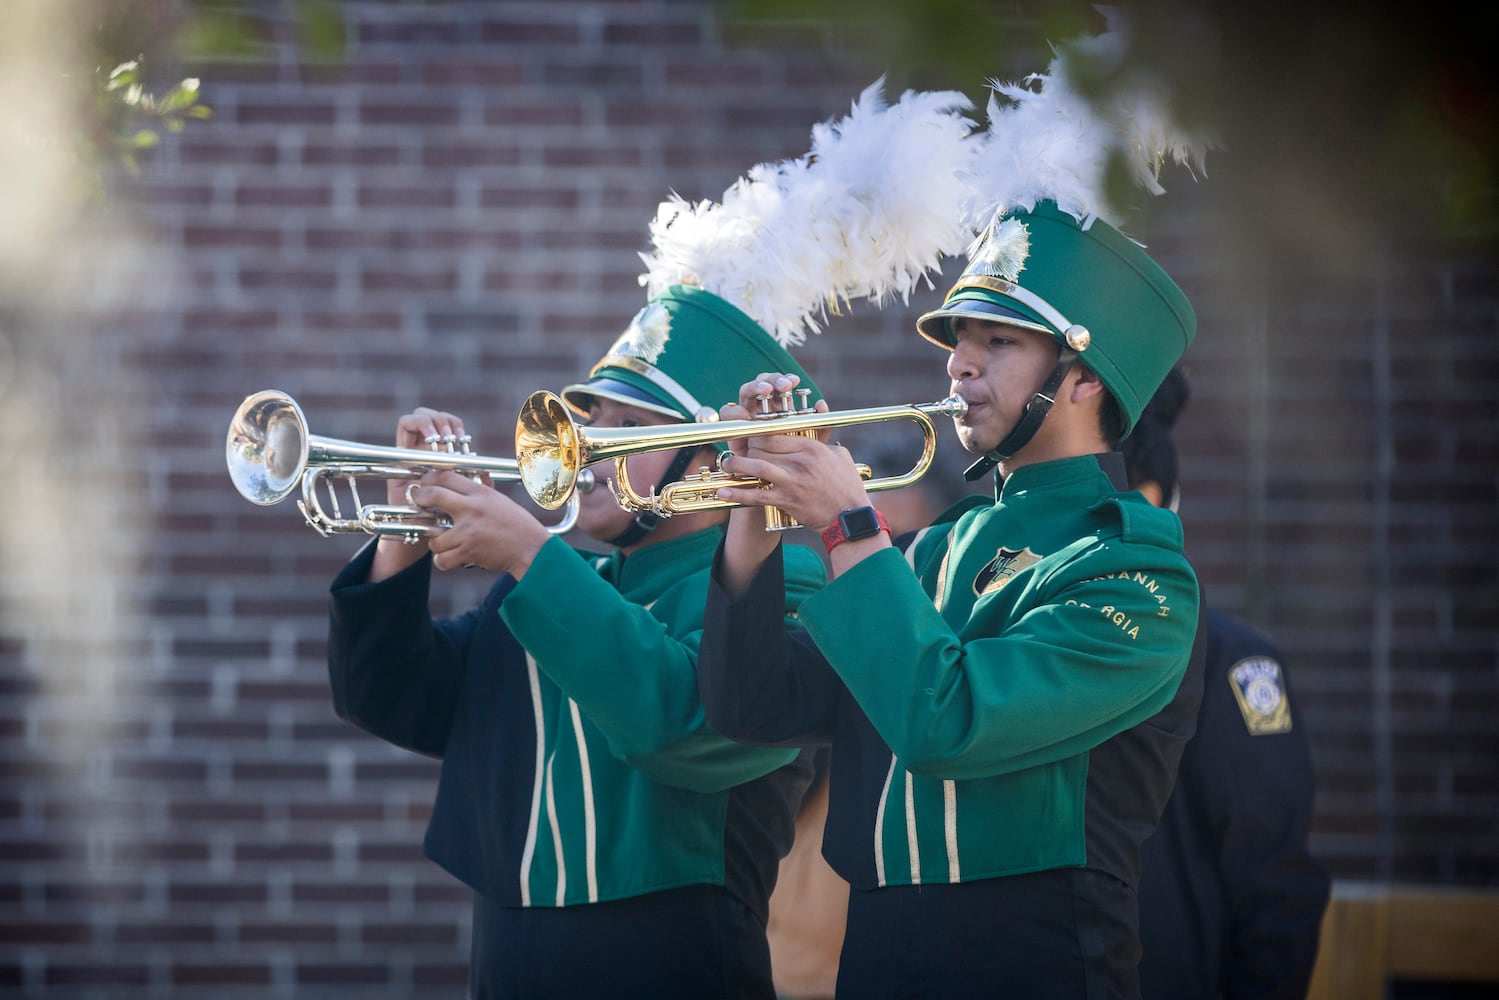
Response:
840,505,881,540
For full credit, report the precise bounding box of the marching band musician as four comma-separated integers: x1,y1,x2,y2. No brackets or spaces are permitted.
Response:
697,199,1206,999
325,290,829,999
323,81,977,999
695,25,1215,996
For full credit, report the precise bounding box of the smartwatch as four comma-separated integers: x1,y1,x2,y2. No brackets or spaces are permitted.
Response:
821,505,890,554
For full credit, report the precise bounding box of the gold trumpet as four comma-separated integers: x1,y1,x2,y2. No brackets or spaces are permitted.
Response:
227,389,579,542
514,389,967,531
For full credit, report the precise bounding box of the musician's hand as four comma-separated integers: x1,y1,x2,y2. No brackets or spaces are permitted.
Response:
716,372,865,534
388,407,474,506
409,471,550,576
720,372,829,441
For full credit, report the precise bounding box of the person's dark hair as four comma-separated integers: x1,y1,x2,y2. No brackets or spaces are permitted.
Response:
1099,392,1127,449
1120,366,1190,497
1080,360,1129,448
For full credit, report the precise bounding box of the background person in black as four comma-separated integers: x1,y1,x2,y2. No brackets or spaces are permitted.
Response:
1125,368,1331,999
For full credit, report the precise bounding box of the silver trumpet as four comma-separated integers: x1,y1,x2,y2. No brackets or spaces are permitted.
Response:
227,389,579,542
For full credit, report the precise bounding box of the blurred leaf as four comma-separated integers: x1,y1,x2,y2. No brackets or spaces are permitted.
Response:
89,55,215,182
105,61,140,91
160,79,201,112
176,5,266,60
293,0,347,62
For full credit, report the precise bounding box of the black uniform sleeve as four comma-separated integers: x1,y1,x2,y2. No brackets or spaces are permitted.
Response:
697,539,844,747
1200,610,1330,1000
326,542,488,758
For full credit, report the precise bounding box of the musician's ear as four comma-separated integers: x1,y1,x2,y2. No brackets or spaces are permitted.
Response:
1070,363,1107,403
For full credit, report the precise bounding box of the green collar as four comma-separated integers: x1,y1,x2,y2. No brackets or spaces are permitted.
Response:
598,525,725,596
996,452,1127,503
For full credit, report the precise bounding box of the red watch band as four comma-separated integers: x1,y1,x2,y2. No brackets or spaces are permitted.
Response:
821,507,891,554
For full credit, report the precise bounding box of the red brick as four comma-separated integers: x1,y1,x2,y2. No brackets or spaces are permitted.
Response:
478,19,582,45
235,182,335,209
173,963,273,987
302,141,405,167
237,100,338,126
359,100,462,128
46,962,151,987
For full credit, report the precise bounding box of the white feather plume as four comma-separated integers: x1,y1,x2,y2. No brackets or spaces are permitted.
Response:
962,11,1213,236
639,79,979,347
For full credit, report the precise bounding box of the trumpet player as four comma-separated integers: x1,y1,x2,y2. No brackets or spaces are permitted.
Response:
324,288,830,1000
696,203,1207,1000
692,20,1220,994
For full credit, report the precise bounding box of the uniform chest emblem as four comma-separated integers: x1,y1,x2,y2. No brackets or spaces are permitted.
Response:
1228,656,1294,734
972,546,1041,597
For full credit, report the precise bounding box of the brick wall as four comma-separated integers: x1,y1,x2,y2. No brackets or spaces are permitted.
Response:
1,1,1494,996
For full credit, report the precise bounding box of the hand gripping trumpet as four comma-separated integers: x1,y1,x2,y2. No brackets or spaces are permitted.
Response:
514,388,967,531
226,390,579,542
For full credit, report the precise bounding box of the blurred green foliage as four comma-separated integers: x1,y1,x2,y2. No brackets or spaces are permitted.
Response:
85,0,348,175
73,0,1498,243
98,60,212,173
93,0,347,67
728,0,1499,245
174,0,347,63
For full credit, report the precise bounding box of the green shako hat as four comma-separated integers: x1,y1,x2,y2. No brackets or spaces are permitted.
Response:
563,285,820,426
921,11,1211,468
563,78,978,432
917,201,1196,436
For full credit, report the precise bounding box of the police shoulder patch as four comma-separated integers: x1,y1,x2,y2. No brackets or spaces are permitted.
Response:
1227,656,1293,735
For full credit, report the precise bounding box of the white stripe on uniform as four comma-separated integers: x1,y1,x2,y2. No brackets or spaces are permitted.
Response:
519,654,547,907
567,698,599,903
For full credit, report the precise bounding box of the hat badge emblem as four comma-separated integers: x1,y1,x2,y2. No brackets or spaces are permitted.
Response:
610,302,673,364
963,215,1031,282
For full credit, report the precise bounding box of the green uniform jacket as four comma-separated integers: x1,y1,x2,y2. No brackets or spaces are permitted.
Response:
329,526,826,910
794,454,1201,887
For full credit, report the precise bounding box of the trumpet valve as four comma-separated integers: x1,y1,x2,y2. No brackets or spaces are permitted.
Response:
763,507,799,532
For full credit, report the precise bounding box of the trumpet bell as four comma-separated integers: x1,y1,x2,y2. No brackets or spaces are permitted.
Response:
226,389,580,538
515,390,583,511
227,390,311,505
